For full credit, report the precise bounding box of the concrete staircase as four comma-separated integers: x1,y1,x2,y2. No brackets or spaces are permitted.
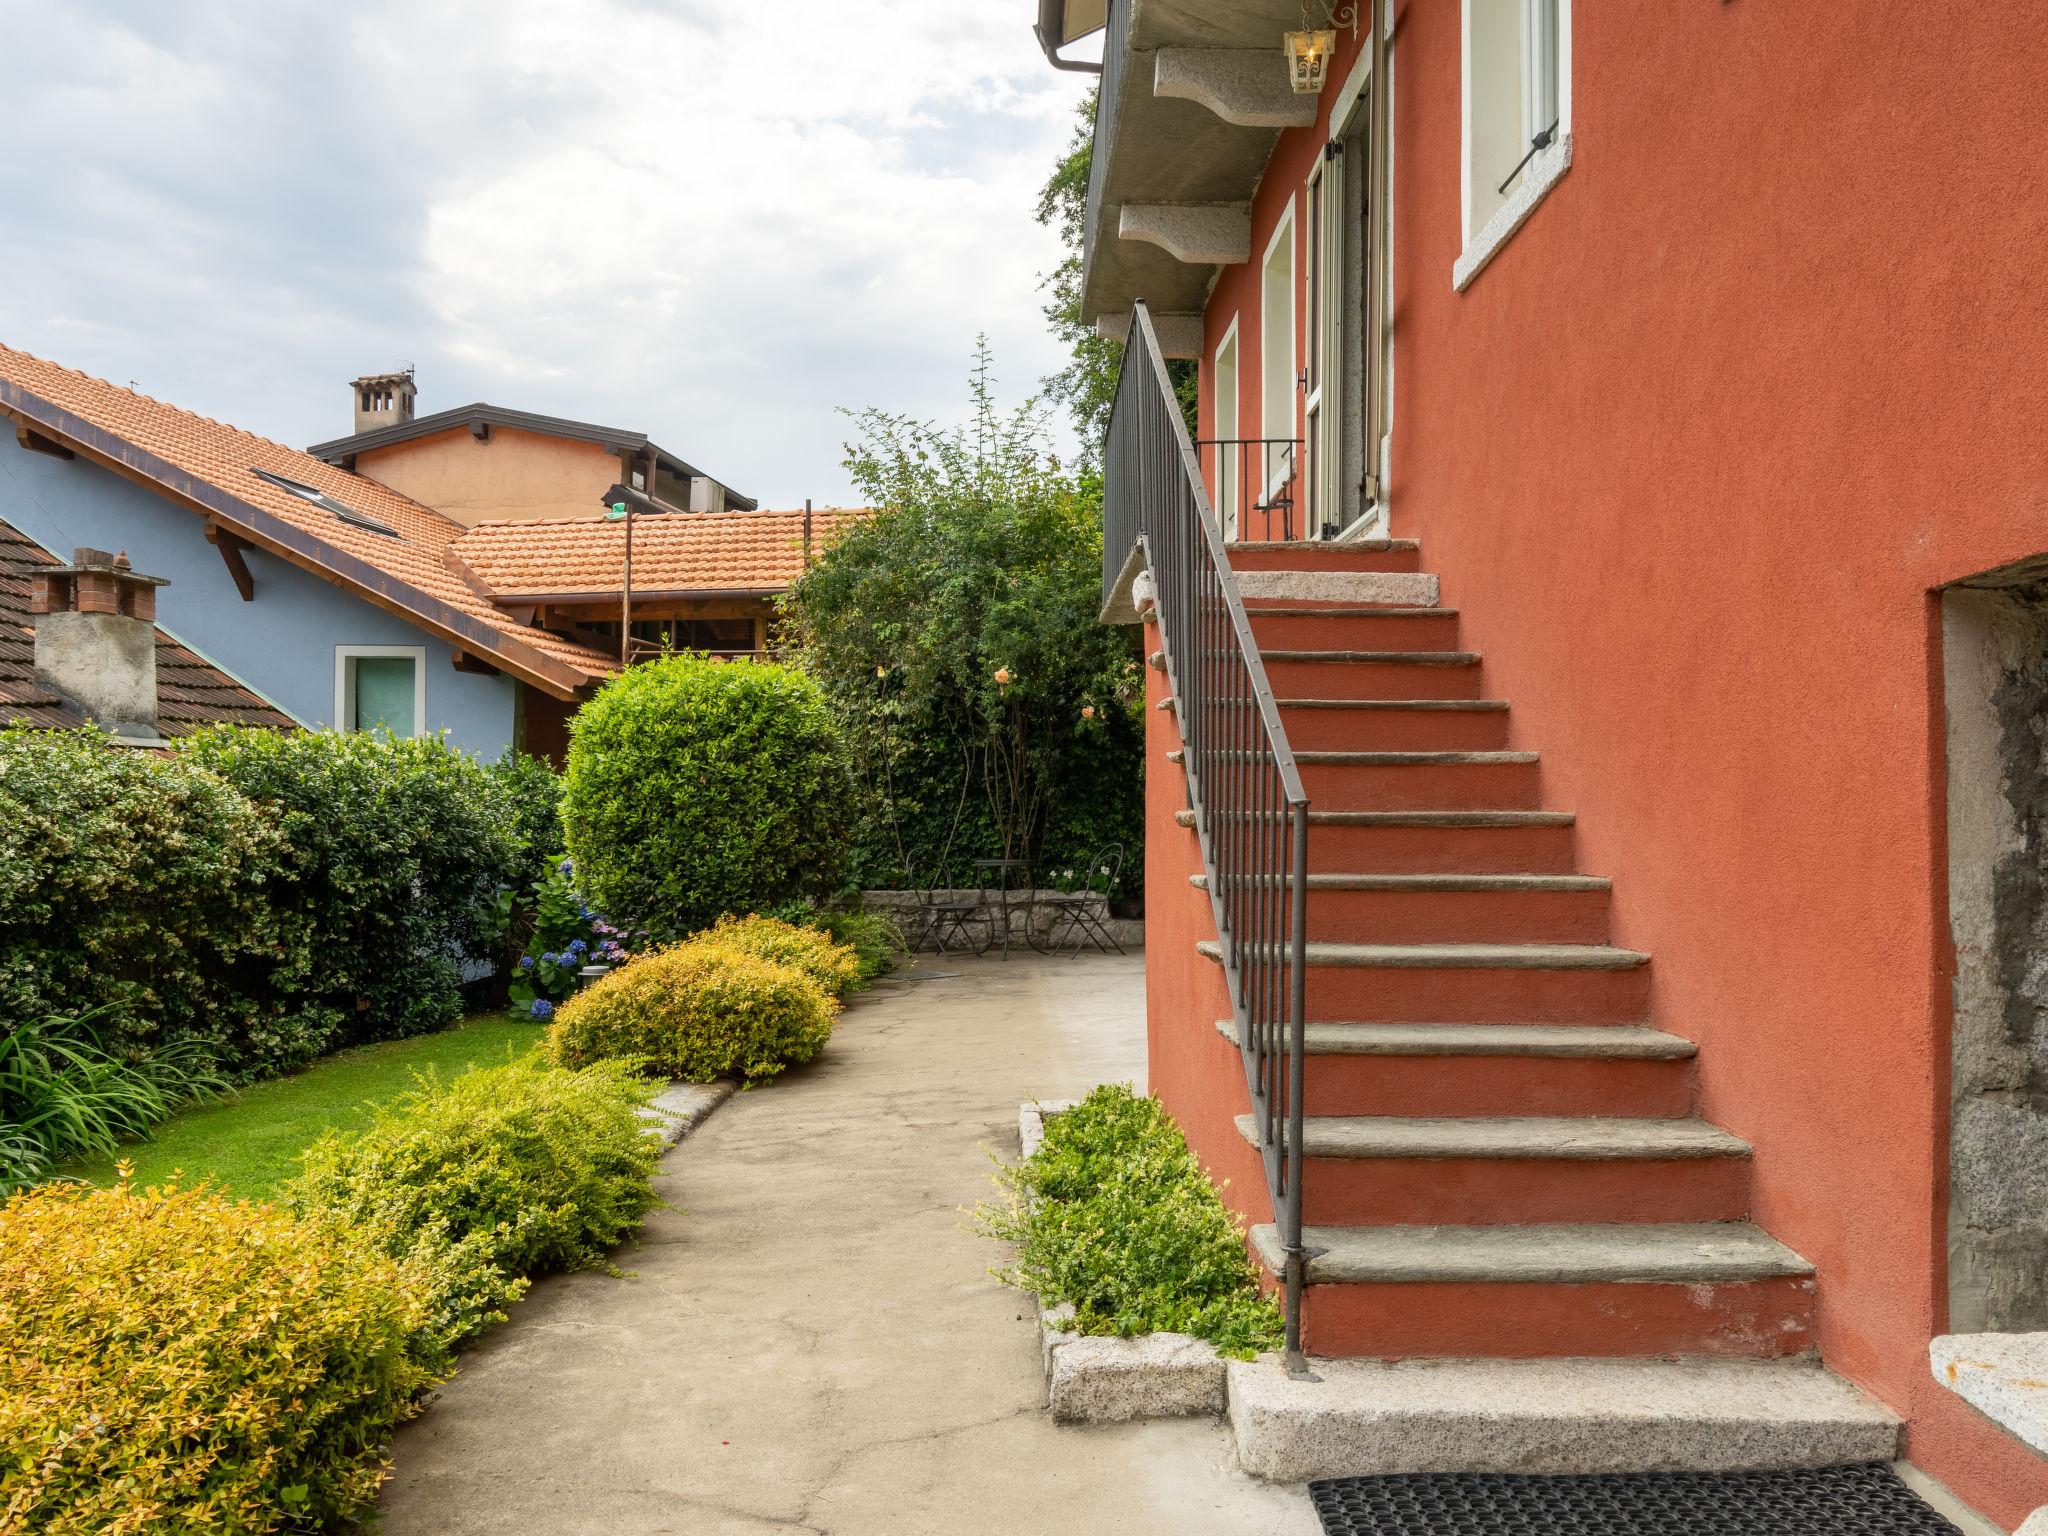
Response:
1161,538,1899,1473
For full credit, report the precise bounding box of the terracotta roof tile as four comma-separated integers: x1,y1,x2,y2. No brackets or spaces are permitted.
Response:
0,517,297,737
452,507,868,599
0,345,615,695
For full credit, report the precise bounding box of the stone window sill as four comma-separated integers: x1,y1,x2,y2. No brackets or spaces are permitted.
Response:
1453,132,1573,293
1930,1332,2048,1454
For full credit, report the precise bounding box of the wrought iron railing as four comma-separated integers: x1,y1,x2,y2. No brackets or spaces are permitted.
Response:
1104,301,1313,1374
1196,438,1304,543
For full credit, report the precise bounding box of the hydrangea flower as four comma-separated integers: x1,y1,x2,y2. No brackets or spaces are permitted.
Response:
518,955,535,971
567,938,588,956
542,951,559,966
529,998,555,1020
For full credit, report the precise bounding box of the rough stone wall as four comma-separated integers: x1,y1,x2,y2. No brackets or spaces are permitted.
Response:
1945,583,2048,1332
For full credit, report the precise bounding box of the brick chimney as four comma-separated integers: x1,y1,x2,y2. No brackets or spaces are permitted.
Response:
31,548,168,739
351,369,416,435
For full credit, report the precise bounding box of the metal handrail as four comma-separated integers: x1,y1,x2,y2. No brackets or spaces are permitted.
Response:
1195,438,1304,543
1104,301,1314,1375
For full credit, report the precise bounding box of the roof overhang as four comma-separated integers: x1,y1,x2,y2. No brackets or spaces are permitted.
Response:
0,384,608,701
1076,0,1331,326
308,404,758,511
1036,0,1108,70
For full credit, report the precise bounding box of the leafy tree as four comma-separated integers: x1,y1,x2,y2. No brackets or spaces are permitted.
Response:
1036,89,1198,461
782,343,1144,895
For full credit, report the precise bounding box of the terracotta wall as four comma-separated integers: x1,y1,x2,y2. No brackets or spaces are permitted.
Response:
1182,2,2048,1521
353,427,620,526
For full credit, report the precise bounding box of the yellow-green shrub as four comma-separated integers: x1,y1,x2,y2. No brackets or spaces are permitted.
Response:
0,1176,430,1536
704,914,863,998
285,1055,663,1372
546,942,836,1085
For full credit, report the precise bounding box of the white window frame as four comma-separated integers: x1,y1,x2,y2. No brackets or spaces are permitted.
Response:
334,645,426,736
1454,0,1572,291
1211,316,1241,540
1304,150,1347,540
1258,197,1298,503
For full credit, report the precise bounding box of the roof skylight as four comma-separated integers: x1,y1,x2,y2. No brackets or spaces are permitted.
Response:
249,467,400,539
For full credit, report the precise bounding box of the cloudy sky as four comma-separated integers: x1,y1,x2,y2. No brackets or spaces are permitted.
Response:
0,1,1097,507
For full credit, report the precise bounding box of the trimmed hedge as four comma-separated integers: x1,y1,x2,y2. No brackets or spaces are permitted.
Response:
978,1084,1283,1358
546,942,837,1085
0,1176,432,1535
286,1054,663,1372
562,655,849,938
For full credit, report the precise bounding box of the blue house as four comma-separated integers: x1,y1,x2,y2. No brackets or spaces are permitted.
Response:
0,346,616,759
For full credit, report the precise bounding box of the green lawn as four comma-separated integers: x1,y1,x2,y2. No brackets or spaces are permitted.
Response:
63,1013,546,1200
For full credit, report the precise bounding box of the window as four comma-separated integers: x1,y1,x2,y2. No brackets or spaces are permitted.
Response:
250,467,402,539
335,646,424,736
1304,149,1346,537
1457,0,1571,289
1211,320,1239,539
1259,200,1297,506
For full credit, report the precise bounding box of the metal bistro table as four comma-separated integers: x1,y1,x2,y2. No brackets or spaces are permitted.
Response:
971,857,1035,958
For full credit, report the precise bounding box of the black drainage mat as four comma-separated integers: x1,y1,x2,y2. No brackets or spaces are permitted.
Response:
1310,1462,1963,1536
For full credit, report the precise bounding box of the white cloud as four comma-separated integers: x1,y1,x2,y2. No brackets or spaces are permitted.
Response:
0,0,1093,505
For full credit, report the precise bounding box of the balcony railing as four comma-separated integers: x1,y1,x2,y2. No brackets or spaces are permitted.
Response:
1196,438,1304,543
1103,300,1313,1374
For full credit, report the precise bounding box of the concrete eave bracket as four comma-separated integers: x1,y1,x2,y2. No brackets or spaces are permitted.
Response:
1095,311,1205,359
1154,49,1317,129
1118,203,1250,268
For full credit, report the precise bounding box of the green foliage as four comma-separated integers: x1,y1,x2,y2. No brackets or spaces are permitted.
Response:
546,942,837,1085
781,346,1145,897
178,726,523,1048
508,857,631,1018
777,904,906,987
0,1012,225,1194
703,914,862,999
489,748,565,897
977,1084,1284,1359
0,726,325,1078
1035,89,1197,456
0,1175,432,1535
562,655,850,937
286,1054,663,1371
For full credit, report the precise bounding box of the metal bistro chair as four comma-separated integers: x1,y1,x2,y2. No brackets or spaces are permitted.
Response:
903,855,988,955
1038,845,1126,957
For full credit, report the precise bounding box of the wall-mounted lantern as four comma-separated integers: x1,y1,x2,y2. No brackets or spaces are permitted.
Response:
1284,3,1359,94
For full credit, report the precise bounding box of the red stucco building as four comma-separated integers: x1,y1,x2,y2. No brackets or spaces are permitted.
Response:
1046,0,2048,1520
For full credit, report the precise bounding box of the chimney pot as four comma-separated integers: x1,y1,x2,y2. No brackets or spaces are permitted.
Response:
33,549,169,739
351,369,417,436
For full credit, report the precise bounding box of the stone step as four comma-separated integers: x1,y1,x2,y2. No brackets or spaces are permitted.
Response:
1235,569,1441,608
1212,1018,1692,1058
1225,1355,1897,1481
1225,539,1422,573
1247,1223,1816,1359
1247,606,1463,653
1251,1114,1748,1161
1276,697,1509,751
1297,750,1548,813
1259,650,1484,703
1192,870,1610,943
1199,939,1651,1023
1211,1019,1696,1117
1235,1113,1750,1223
1174,806,1581,875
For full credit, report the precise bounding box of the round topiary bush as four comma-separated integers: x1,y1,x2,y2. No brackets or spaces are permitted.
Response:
562,655,848,938
0,1176,432,1535
702,914,863,999
545,942,837,1085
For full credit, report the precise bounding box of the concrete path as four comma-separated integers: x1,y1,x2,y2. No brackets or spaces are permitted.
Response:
379,952,1318,1536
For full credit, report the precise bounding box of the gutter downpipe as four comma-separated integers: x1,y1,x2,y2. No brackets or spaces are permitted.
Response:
1034,0,1102,73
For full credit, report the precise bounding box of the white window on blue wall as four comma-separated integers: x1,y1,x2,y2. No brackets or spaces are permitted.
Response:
1457,0,1571,290
336,646,425,736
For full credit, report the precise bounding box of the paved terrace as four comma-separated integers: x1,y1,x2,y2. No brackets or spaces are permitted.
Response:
380,952,1317,1535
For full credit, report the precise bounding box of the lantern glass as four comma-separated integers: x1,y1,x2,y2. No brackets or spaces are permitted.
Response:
1284,28,1335,93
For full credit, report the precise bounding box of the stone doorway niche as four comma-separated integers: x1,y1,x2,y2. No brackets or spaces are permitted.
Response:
1942,565,2048,1332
